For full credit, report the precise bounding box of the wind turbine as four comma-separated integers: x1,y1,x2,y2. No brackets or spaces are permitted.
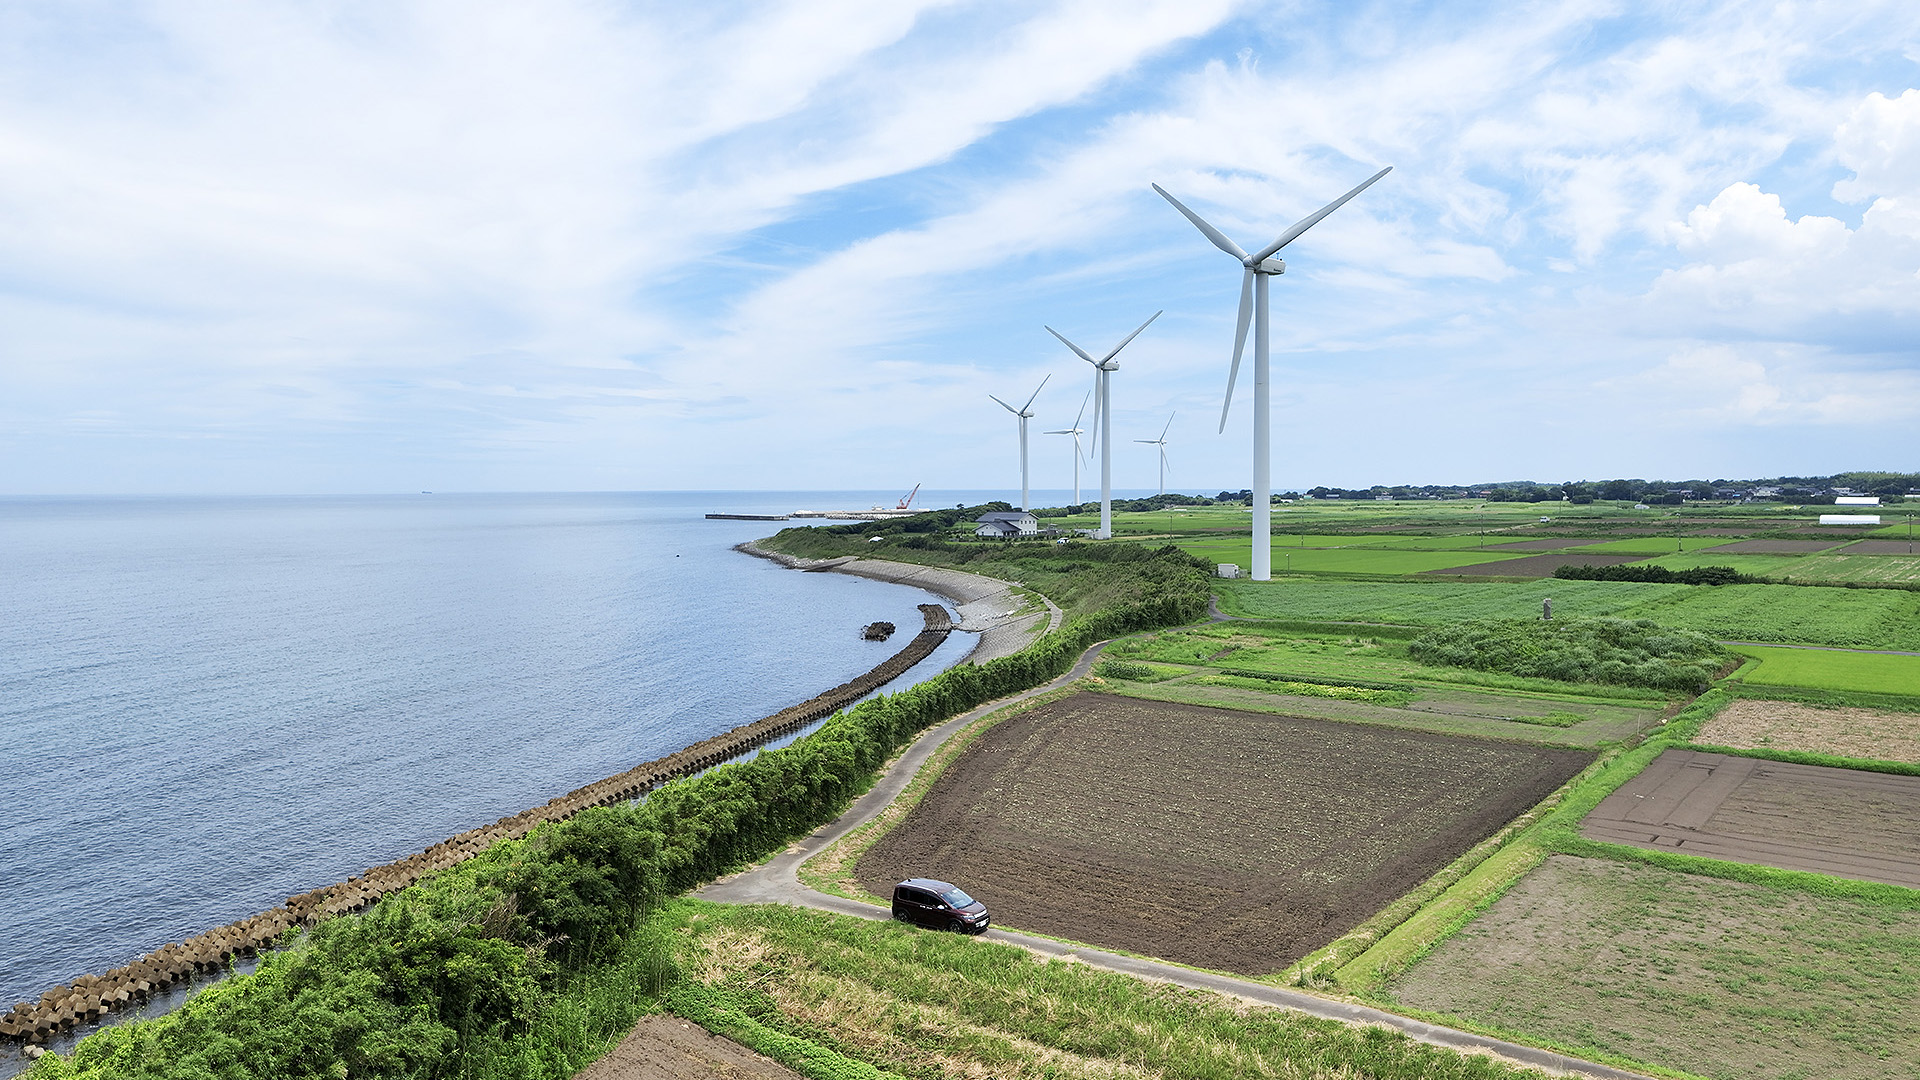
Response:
1135,412,1174,496
1044,389,1093,507
988,374,1049,511
1153,166,1391,580
1043,311,1161,539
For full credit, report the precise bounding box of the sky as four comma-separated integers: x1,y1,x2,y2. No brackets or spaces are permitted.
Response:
1,0,1916,496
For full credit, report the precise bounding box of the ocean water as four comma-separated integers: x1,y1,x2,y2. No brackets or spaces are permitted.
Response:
0,491,992,1015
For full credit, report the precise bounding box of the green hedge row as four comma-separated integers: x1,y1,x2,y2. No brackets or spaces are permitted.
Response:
33,545,1210,1080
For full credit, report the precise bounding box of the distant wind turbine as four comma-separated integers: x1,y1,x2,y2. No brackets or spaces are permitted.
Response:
1044,311,1161,539
1043,389,1093,507
1135,412,1174,496
989,374,1049,511
1153,166,1391,580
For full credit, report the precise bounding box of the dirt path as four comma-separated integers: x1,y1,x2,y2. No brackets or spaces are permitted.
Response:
693,639,1656,1080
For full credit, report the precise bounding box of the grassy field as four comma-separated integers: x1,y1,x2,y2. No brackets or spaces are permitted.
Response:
1390,855,1920,1080
1566,536,1736,555
1175,540,1528,575
1215,578,1676,623
667,900,1554,1080
1728,645,1920,695
1623,584,1920,651
1212,578,1920,651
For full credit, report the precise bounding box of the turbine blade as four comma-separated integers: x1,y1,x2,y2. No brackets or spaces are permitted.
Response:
1099,310,1162,364
1133,439,1155,444
1152,183,1248,260
1250,165,1392,263
1021,372,1050,414
988,394,1020,415
1219,268,1253,433
1160,411,1175,441
1043,428,1074,435
1045,326,1098,365
1073,388,1090,428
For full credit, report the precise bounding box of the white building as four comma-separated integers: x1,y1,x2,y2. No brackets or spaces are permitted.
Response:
974,511,1040,538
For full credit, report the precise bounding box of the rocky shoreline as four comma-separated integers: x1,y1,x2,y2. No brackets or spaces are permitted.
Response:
734,542,1061,664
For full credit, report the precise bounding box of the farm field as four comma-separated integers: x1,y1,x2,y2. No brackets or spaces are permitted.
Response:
1390,855,1920,1080
670,901,1555,1080
1101,679,1654,748
1617,585,1920,651
1562,536,1736,555
1847,539,1920,554
853,692,1592,974
1729,644,1920,694
1778,554,1920,583
1582,749,1920,887
1710,538,1846,554
1114,623,1668,701
1695,698,1920,763
1214,578,1676,623
1174,539,1529,575
1419,552,1638,577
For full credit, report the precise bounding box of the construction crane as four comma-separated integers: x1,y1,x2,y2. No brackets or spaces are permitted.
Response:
896,483,921,510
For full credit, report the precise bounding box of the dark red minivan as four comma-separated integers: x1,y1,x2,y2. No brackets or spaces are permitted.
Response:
891,878,990,933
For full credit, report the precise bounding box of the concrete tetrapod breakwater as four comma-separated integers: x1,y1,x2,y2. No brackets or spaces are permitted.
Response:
1,604,953,1049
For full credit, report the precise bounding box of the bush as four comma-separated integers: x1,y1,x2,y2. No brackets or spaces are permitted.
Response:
1409,617,1731,692
1553,564,1756,585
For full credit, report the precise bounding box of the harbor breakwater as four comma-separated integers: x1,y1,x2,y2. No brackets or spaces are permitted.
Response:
1,603,954,1048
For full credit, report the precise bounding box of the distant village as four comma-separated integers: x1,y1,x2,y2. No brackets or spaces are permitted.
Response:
1016,472,1917,512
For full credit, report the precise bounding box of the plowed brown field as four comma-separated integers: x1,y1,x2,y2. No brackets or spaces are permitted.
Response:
855,693,1592,974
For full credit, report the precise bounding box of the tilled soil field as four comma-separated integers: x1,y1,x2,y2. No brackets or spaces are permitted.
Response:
855,693,1592,974
1844,540,1920,554
1697,698,1920,763
1583,749,1920,887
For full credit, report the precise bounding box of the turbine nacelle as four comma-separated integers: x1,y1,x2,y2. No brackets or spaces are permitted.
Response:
1253,257,1286,275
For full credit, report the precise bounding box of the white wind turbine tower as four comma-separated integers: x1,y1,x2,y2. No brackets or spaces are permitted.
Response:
988,374,1049,511
1044,311,1161,539
1154,166,1391,580
1044,389,1093,507
1135,412,1174,496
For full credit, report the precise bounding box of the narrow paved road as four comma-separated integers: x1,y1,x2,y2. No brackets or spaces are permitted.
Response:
697,633,1656,1080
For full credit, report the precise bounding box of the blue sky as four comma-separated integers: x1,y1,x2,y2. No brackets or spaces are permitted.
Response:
1,0,1916,495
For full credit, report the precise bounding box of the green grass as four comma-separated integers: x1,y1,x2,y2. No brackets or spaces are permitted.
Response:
1214,578,1920,651
1569,537,1740,555
1618,583,1920,650
1173,540,1528,575
1112,624,1669,703
670,901,1553,1080
1191,674,1416,706
1388,856,1920,1080
1091,658,1186,682
1727,645,1920,695
1638,552,1805,576
1216,578,1678,624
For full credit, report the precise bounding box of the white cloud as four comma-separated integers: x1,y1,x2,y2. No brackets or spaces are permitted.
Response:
3,0,1919,493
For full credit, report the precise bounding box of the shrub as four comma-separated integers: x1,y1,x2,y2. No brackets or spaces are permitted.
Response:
1409,617,1730,692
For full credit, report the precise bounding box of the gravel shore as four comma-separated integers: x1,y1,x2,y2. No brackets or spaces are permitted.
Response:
735,542,1061,664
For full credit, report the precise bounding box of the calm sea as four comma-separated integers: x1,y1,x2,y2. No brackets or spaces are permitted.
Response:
0,491,1006,1015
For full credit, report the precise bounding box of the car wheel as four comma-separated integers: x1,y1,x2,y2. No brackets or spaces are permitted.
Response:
947,918,965,933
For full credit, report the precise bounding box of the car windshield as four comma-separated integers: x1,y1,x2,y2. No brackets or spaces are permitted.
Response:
941,888,974,907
